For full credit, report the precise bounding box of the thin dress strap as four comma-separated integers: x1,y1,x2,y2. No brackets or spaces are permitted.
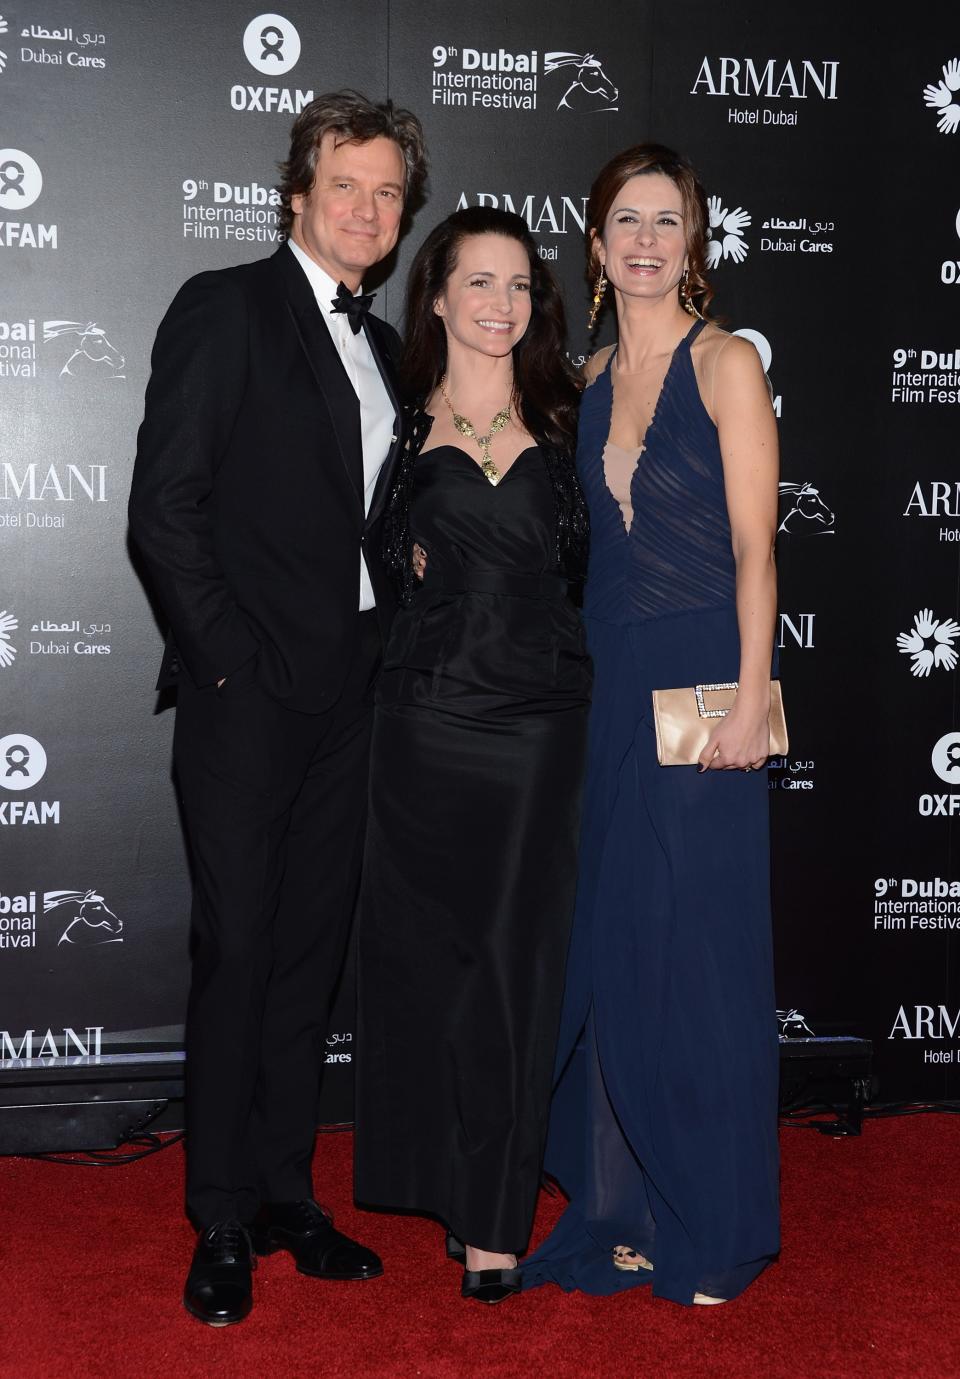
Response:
682,318,708,348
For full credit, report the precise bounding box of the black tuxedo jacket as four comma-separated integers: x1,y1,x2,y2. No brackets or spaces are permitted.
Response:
129,244,403,713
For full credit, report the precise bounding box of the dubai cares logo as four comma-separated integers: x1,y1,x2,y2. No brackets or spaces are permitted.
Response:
0,609,16,666
896,609,959,678
923,59,960,135
705,195,750,266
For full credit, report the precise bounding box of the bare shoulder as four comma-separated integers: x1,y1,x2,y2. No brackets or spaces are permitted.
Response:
698,325,765,384
693,323,773,425
582,344,616,388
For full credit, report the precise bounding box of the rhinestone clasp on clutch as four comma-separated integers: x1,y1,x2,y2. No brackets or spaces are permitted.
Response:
694,682,738,719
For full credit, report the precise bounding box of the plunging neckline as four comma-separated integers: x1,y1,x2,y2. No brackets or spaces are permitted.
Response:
608,319,701,456
602,322,700,537
418,442,539,483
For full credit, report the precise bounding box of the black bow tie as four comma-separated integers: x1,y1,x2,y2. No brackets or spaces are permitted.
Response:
331,281,375,334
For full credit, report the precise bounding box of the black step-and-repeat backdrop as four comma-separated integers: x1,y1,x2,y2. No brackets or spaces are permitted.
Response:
1,2,956,1116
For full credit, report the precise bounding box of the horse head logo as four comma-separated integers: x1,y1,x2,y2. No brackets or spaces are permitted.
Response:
47,889,124,946
778,481,835,536
544,52,619,111
777,1008,815,1038
42,321,126,379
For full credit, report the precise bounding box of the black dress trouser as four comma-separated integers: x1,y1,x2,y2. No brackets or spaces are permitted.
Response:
173,612,381,1227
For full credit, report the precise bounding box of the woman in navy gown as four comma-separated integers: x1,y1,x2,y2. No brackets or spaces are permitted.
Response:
355,208,590,1304
521,145,781,1306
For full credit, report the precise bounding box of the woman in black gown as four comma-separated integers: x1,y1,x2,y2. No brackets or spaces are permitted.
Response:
355,207,590,1303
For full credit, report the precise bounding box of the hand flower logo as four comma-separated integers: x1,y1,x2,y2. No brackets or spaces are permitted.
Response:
706,195,750,267
897,609,959,677
923,59,960,134
925,80,953,108
934,618,960,670
0,609,17,668
721,206,752,236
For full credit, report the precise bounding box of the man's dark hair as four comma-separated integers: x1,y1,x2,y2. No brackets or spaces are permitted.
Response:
277,89,427,235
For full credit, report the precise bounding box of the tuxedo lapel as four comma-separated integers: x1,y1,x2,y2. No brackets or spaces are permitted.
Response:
274,247,364,508
363,316,403,530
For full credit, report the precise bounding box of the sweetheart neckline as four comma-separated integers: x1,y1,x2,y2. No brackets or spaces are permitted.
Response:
417,443,540,480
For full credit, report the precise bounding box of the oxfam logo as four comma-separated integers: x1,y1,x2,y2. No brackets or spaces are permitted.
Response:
243,13,300,75
0,733,47,790
932,732,960,785
0,149,42,211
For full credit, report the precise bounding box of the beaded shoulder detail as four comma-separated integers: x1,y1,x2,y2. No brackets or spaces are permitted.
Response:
382,407,434,608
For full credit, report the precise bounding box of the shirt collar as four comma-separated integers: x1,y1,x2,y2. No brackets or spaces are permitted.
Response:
287,239,362,318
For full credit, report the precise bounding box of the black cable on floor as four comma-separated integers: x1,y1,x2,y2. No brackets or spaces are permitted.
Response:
24,1121,357,1167
25,1129,185,1166
780,1100,960,1134
861,1101,960,1118
23,1103,960,1164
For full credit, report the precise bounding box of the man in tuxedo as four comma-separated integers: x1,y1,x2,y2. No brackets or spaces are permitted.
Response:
128,91,426,1326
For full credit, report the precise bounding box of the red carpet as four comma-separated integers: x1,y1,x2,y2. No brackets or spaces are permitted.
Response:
1,1118,958,1379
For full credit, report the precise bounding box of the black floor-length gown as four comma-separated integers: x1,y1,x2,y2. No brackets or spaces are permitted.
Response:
355,422,591,1254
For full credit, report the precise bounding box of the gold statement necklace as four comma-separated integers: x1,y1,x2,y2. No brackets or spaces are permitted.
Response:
439,376,511,487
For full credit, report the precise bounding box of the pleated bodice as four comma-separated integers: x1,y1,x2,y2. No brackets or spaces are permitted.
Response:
578,320,736,625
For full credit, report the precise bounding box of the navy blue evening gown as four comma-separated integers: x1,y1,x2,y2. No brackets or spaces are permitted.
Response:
521,319,780,1304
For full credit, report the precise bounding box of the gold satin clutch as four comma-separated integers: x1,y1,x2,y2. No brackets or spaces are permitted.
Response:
651,680,788,767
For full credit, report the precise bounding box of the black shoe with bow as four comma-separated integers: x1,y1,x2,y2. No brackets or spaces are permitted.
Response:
250,1199,383,1281
183,1219,255,1326
461,1265,523,1305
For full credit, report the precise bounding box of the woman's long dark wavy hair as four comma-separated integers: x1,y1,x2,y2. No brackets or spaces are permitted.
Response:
401,206,580,451
384,207,589,607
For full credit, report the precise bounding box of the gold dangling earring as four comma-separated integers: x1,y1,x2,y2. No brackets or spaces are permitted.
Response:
588,265,607,330
679,269,700,318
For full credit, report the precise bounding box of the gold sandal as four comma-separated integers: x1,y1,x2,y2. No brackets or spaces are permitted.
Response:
612,1247,727,1301
612,1245,653,1273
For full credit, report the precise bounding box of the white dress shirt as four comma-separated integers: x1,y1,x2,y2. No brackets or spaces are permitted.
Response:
288,239,396,611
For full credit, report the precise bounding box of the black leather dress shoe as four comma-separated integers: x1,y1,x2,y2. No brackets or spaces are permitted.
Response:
183,1220,255,1326
445,1231,466,1263
250,1199,383,1280
461,1266,522,1304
